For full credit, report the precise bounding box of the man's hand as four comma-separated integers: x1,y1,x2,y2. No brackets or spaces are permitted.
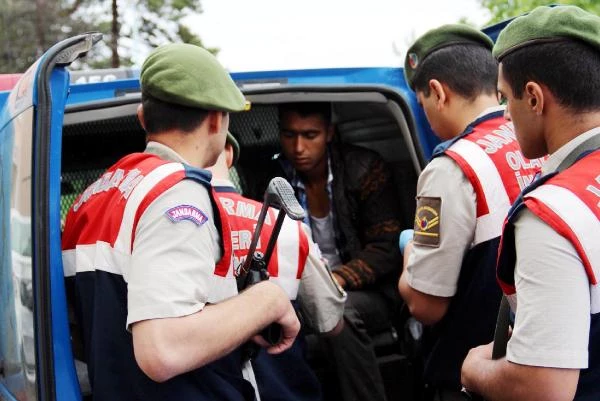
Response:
252,284,301,354
331,271,347,289
132,280,300,382
461,342,493,392
460,341,579,401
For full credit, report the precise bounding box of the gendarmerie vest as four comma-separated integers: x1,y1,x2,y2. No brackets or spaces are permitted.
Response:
62,153,254,401
424,111,543,390
497,150,600,401
214,185,322,401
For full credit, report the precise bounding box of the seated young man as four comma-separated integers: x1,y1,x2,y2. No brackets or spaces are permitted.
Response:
256,102,404,401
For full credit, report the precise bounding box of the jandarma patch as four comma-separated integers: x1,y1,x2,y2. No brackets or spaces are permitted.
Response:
165,205,209,227
413,197,441,247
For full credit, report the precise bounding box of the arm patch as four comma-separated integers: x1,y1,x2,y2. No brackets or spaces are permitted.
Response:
165,205,209,227
413,197,441,247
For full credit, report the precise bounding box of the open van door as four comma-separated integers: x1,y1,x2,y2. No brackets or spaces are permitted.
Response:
0,33,101,401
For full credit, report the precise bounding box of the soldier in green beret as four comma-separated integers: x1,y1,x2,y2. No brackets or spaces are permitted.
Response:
462,6,600,401
397,23,544,400
62,43,300,401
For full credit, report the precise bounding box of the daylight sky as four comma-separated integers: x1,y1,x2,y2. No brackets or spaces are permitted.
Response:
184,0,491,72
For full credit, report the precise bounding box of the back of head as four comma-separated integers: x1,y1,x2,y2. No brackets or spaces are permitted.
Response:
404,24,497,100
494,5,600,113
139,43,247,134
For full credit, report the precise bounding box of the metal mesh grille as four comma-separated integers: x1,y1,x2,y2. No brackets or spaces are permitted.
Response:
61,114,145,222
230,104,280,150
60,169,104,223
60,111,259,219
229,105,282,198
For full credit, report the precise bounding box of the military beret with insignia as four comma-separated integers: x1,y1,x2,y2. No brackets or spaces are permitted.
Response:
226,131,241,165
493,5,600,61
404,24,493,90
140,43,248,112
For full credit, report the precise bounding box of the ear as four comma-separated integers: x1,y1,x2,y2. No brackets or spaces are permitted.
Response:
224,143,234,169
525,82,544,115
137,104,146,131
429,79,447,110
206,111,224,135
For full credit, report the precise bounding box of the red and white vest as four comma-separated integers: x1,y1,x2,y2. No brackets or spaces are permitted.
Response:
496,150,600,401
497,150,600,304
443,112,544,246
214,186,309,300
61,153,255,400
423,111,545,389
62,152,235,302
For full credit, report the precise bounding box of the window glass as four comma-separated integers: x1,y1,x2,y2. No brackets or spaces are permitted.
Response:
0,106,37,400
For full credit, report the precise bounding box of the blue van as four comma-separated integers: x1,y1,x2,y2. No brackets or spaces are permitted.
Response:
0,23,507,400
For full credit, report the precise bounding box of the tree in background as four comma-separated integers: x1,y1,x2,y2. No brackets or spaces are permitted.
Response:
0,0,213,73
480,0,600,24
0,0,93,73
71,0,217,68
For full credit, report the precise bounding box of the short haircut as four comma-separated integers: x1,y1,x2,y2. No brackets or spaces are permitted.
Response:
141,93,210,134
412,44,498,100
278,102,332,125
501,40,600,112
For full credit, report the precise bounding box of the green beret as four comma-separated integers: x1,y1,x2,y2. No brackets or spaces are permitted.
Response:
226,131,240,165
493,5,600,60
404,24,493,90
140,43,247,112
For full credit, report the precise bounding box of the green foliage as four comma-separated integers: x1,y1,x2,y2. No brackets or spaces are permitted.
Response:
73,0,213,68
480,0,600,25
0,0,93,73
0,0,213,72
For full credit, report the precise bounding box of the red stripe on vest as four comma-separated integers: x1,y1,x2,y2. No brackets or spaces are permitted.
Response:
525,151,600,285
215,191,307,279
62,154,229,278
445,150,489,217
445,116,542,218
212,188,233,277
62,153,179,250
524,197,597,284
131,170,186,251
546,150,600,215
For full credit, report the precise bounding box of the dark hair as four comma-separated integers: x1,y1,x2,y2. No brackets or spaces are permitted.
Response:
412,44,498,100
141,93,210,134
278,102,332,125
501,40,600,112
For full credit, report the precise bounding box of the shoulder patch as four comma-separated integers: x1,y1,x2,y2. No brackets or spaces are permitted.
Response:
165,205,209,227
413,197,441,247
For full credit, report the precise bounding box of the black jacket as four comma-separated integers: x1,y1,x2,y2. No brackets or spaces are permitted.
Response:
256,143,403,293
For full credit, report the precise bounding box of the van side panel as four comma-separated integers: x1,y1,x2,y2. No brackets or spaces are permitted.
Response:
46,68,82,401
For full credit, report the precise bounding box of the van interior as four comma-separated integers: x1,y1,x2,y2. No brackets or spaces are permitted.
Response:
61,88,424,400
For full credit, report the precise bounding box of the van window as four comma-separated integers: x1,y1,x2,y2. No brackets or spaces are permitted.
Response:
0,106,37,400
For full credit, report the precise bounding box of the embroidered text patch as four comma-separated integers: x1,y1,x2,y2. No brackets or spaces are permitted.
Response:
165,205,209,227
